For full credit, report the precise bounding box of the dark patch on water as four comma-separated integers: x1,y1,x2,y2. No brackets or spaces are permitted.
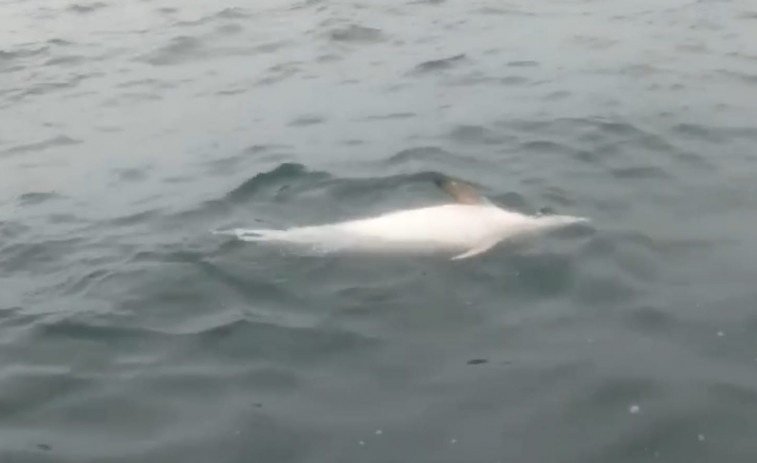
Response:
386,146,453,165
288,115,325,126
466,358,488,365
316,53,342,63
541,187,575,207
215,23,244,36
139,36,204,66
411,53,467,74
2,136,81,157
448,124,513,145
67,2,107,14
328,25,386,43
44,55,87,67
18,192,61,206
215,87,247,96
0,238,83,273
356,112,415,121
214,7,250,19
508,60,539,67
255,62,300,85
0,221,31,240
474,6,535,16
224,163,322,203
106,209,163,227
4,73,96,104
498,75,530,86
0,46,50,63
611,166,669,180
116,168,148,183
139,36,258,66
623,306,677,334
175,8,250,27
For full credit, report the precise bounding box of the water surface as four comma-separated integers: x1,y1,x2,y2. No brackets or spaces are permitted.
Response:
3,0,757,461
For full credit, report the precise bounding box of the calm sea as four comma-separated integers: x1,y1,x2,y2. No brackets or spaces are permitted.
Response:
3,0,757,461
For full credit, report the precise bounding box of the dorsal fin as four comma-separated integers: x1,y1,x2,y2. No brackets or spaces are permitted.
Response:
434,178,490,205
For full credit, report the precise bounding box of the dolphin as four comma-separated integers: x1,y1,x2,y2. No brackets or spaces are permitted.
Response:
214,178,589,260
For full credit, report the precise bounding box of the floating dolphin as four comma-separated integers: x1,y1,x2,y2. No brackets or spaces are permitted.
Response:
214,178,589,260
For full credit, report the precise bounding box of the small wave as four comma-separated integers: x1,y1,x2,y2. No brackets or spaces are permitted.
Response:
3,74,96,105
0,221,31,240
255,62,301,86
410,54,468,74
174,7,250,27
0,238,83,273
287,115,325,127
115,167,148,183
673,123,757,143
139,36,203,66
189,318,379,364
507,60,539,67
224,163,324,203
37,319,173,344
610,166,670,181
2,136,81,157
447,124,514,145
0,45,50,67
520,140,570,154
43,55,87,67
385,146,454,165
106,209,163,227
327,25,386,44
224,163,456,206
67,2,107,14
356,112,416,121
54,268,113,297
505,252,579,298
17,192,62,207
139,35,260,66
622,305,677,334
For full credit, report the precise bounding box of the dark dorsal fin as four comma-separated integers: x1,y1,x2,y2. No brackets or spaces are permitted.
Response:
434,177,489,205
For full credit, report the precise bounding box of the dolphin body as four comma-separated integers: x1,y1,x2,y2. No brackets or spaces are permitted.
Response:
215,178,589,260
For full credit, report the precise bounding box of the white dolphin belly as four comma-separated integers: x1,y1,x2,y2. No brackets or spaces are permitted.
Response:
335,205,523,246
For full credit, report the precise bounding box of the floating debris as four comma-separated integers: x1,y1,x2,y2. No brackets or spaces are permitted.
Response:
629,404,640,414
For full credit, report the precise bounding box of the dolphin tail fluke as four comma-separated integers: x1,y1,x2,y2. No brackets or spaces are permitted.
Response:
212,228,284,242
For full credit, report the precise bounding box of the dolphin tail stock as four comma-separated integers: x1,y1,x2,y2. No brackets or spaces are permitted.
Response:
212,227,286,242
540,215,590,229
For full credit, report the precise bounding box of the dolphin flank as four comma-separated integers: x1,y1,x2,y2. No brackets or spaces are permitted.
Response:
214,177,589,260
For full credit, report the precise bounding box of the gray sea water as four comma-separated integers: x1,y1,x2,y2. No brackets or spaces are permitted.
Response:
3,0,757,461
